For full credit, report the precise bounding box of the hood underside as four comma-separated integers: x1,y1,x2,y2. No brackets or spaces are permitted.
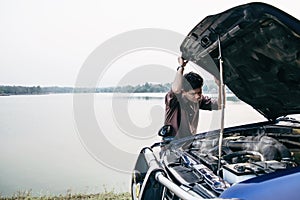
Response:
180,2,300,120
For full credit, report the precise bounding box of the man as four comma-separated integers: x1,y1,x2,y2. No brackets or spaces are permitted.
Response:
164,57,220,139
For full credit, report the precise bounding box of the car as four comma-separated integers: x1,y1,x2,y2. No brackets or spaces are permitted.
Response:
131,2,300,200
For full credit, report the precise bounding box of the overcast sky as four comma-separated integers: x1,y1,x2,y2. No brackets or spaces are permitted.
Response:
0,0,299,87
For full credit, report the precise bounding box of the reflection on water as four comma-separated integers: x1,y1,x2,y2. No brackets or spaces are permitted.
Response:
107,92,240,101
0,93,263,196
114,93,165,100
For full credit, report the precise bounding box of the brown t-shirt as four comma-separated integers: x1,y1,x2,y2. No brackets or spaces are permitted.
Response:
164,90,218,138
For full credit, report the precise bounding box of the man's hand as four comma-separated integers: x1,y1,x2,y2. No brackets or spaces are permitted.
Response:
178,57,188,67
172,57,188,94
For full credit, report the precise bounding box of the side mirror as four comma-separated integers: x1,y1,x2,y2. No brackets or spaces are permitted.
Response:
158,125,175,137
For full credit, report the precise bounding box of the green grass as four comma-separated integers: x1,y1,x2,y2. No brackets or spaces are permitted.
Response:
0,189,131,200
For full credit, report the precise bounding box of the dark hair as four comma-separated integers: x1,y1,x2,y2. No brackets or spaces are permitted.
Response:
182,72,203,91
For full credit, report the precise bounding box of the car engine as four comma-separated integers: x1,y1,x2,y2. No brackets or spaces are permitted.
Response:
163,126,300,198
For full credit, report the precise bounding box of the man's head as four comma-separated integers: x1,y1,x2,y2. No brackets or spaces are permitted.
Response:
182,72,203,103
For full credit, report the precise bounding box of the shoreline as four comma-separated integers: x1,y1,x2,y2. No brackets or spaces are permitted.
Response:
0,191,131,200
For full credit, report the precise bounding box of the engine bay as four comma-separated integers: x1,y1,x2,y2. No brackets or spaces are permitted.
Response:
162,125,300,197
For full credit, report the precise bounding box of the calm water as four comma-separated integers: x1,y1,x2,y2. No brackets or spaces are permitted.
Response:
0,93,265,196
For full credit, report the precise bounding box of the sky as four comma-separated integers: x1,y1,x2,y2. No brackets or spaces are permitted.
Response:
0,0,299,87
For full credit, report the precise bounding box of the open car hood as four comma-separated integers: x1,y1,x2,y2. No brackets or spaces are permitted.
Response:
180,2,300,120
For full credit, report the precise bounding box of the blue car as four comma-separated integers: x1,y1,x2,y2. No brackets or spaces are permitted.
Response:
131,2,300,200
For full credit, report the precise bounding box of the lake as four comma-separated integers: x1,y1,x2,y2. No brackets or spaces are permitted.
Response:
0,93,265,196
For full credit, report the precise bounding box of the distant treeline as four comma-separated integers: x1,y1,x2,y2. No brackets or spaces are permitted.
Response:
0,86,73,95
96,82,172,93
0,83,171,95
0,80,223,96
